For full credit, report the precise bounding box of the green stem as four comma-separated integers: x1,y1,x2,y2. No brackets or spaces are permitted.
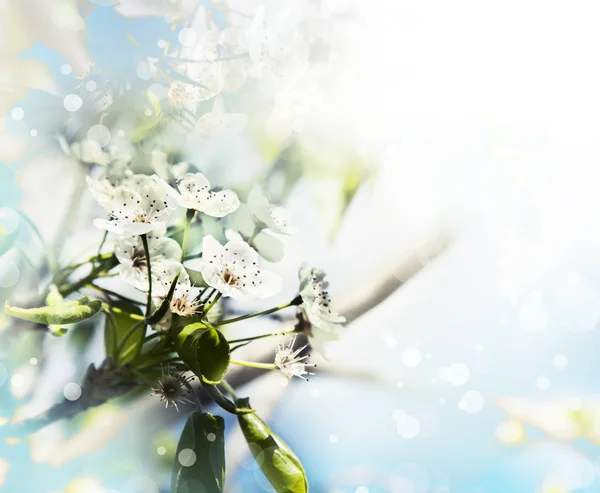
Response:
140,234,152,318
227,328,298,344
216,300,297,327
95,231,108,265
230,359,276,370
220,379,238,400
143,331,166,343
60,263,105,296
87,284,144,306
180,209,195,262
204,292,222,313
18,210,56,274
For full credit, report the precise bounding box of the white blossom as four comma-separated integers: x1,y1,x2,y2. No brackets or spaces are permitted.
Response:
198,235,282,300
298,265,345,355
169,268,203,318
153,173,240,217
189,96,248,143
92,175,174,235
274,336,315,380
115,231,181,297
248,185,293,234
247,5,309,84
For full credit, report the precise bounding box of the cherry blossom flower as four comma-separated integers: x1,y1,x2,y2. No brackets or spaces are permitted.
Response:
274,336,315,380
169,268,203,318
298,265,345,355
92,175,174,235
115,231,181,297
198,235,282,300
153,173,240,217
248,185,293,234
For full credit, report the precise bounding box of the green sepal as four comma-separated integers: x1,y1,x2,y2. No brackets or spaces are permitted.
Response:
5,296,102,326
171,412,226,493
237,398,308,493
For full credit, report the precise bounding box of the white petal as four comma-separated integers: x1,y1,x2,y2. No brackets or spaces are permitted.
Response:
198,236,225,289
198,189,240,217
86,176,115,206
122,223,158,235
202,235,225,260
222,239,259,266
249,269,282,299
147,235,182,262
151,174,181,202
115,235,139,265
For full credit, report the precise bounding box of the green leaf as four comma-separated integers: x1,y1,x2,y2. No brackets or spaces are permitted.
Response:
174,322,230,384
172,412,225,493
237,398,308,493
104,302,145,364
5,297,102,326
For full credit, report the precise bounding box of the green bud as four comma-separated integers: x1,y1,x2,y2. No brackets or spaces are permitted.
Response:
237,398,308,493
5,296,102,326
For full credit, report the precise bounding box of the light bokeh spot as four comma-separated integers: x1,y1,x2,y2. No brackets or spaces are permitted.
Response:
178,448,196,467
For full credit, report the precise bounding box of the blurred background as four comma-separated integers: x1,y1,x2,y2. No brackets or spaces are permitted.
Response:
3,0,600,492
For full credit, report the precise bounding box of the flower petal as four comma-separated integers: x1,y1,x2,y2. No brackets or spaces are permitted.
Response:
198,189,240,218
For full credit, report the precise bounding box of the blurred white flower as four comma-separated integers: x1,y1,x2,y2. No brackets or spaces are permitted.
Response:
153,172,240,217
92,175,174,235
496,396,600,444
298,265,346,356
274,336,315,380
86,176,117,206
169,267,203,318
248,185,293,234
198,235,282,300
247,5,309,84
151,149,189,182
59,134,134,168
115,231,181,296
189,96,248,143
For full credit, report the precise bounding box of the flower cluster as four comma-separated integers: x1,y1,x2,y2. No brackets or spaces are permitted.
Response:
87,164,345,380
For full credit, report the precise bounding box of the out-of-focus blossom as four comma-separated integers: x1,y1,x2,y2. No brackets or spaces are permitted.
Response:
247,5,309,84
248,184,293,235
496,396,600,444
